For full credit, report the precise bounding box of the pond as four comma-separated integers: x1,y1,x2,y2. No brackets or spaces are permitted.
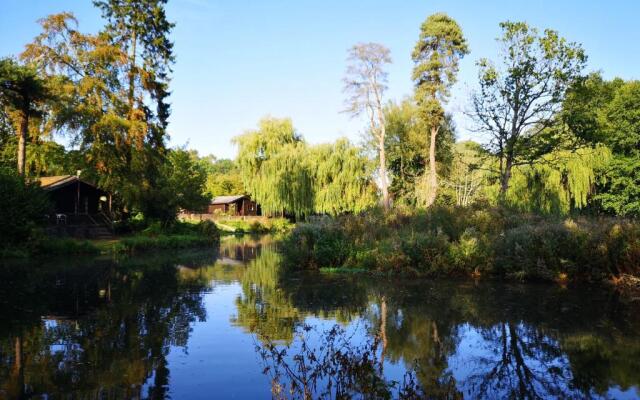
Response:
0,235,639,399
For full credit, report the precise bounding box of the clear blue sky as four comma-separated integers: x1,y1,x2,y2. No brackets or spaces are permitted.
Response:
2,0,639,159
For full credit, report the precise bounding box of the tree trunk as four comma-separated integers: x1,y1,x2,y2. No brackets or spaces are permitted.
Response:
128,29,137,114
379,296,387,372
499,157,513,200
379,136,390,210
17,111,28,176
426,125,438,207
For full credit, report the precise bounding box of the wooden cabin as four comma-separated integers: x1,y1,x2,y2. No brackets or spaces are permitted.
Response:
208,195,259,216
38,175,111,216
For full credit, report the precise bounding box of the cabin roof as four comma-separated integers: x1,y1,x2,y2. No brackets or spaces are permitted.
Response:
37,175,99,192
211,195,248,205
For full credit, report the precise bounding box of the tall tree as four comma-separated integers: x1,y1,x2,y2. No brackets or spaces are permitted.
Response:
471,21,586,197
0,59,50,176
23,8,176,220
94,0,175,139
412,13,469,207
384,99,456,206
343,43,392,210
563,74,640,216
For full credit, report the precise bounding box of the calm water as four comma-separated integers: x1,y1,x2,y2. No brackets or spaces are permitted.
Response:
1,235,639,399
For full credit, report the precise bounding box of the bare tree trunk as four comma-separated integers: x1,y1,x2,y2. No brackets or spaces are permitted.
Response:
17,111,28,176
379,136,390,210
426,125,438,207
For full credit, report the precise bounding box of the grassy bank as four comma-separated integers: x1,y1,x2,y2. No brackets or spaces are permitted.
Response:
281,206,640,283
206,217,293,234
1,220,221,259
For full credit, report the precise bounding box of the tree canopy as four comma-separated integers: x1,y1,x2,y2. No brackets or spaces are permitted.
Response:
471,21,587,196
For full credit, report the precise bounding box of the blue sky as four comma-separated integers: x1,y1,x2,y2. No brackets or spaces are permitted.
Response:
2,0,639,159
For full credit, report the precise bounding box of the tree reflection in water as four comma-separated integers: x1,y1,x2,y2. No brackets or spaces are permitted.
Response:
0,237,639,399
256,323,426,400
0,250,217,399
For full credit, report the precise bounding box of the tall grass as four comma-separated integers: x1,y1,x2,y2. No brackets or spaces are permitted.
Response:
281,206,640,282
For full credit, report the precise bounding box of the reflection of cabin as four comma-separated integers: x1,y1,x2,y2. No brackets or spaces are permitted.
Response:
208,195,260,216
38,175,114,238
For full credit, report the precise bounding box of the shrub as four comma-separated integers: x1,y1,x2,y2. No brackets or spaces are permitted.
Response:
280,205,640,282
114,234,217,254
197,220,220,239
0,168,50,249
35,238,100,255
281,222,350,269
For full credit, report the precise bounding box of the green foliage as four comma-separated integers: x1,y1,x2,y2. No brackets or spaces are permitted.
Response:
412,13,468,206
471,21,587,194
113,220,220,253
215,217,293,234
130,148,209,222
114,234,216,253
21,8,175,220
499,145,612,214
0,58,54,175
595,81,640,216
282,207,640,282
235,117,311,218
495,219,640,280
0,167,50,249
383,100,456,206
235,117,376,217
562,75,640,216
197,155,244,198
412,13,469,119
441,141,489,206
308,139,377,215
34,238,100,256
282,221,350,269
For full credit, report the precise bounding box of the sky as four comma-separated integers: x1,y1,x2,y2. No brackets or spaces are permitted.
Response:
1,0,639,159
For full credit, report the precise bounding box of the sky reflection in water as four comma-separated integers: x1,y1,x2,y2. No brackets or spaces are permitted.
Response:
0,235,639,399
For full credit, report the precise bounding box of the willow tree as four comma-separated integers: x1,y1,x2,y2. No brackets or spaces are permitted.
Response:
500,146,611,214
471,22,586,197
309,139,377,215
234,117,313,218
412,13,468,207
343,43,392,210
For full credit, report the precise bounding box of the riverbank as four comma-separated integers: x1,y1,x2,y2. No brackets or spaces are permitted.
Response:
282,206,640,283
0,220,221,259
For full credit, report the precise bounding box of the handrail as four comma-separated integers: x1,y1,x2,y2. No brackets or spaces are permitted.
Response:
98,211,115,233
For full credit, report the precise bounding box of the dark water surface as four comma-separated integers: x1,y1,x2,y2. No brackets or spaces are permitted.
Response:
1,236,639,399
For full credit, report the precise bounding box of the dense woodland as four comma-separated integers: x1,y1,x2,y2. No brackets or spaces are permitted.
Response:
1,1,639,272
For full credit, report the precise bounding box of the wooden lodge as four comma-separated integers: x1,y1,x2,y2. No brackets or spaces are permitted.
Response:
38,175,114,238
208,195,260,216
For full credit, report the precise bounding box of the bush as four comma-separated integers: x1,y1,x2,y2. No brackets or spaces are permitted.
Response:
0,168,50,249
216,217,293,234
35,238,100,256
114,234,217,254
282,222,350,269
280,205,640,282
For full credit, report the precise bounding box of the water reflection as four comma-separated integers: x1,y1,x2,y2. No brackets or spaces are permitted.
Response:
0,236,639,399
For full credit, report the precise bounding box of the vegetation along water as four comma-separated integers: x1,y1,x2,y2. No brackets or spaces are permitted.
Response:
1,0,640,398
0,236,638,399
